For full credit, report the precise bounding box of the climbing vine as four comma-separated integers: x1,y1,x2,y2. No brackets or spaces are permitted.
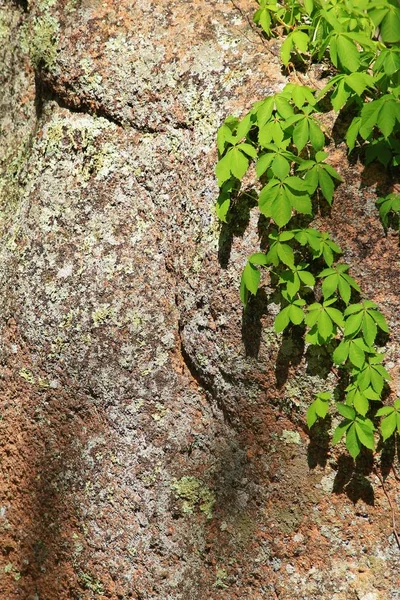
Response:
215,0,400,459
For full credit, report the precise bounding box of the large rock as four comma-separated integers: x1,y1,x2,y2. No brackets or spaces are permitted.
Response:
0,1,399,599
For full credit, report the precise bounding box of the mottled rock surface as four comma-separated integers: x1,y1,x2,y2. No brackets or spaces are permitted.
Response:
0,1,399,599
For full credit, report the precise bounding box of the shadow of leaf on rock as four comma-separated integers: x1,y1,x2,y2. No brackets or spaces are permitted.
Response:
305,344,333,379
306,415,332,469
275,325,305,388
332,451,375,505
241,289,279,359
218,189,258,269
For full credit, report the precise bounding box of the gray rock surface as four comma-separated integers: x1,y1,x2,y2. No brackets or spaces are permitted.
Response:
0,1,399,599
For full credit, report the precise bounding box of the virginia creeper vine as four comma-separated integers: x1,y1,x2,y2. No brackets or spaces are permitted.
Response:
215,0,400,459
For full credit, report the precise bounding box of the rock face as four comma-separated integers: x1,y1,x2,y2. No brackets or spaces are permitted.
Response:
0,1,399,599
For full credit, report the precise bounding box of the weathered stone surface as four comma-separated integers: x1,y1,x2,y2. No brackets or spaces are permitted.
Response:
0,1,399,599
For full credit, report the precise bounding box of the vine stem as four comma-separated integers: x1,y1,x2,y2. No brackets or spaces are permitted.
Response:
229,0,268,47
373,465,400,551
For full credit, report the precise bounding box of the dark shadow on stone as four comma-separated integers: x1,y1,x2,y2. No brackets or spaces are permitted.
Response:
34,72,45,121
333,450,375,505
306,415,332,469
17,386,108,599
241,289,279,358
13,0,28,11
218,190,257,268
275,325,305,388
305,344,333,379
343,474,374,505
359,159,396,192
379,435,396,479
331,105,358,146
332,454,354,494
257,213,275,250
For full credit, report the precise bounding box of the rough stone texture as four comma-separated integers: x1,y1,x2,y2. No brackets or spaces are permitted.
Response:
0,1,399,599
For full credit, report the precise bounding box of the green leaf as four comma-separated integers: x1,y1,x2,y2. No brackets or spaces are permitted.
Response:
276,243,295,268
353,392,369,416
289,304,305,325
309,120,325,151
257,96,275,127
337,403,356,420
318,309,334,340
236,113,255,141
292,30,309,54
359,100,381,140
331,79,351,112
338,277,351,304
375,407,394,417
304,0,314,14
362,313,377,346
356,417,375,450
275,306,291,333
240,276,249,307
370,310,389,333
298,269,315,287
355,420,375,450
323,164,343,182
363,386,381,401
249,252,268,266
271,154,290,179
377,99,398,139
277,231,295,242
346,423,361,458
333,340,349,365
315,397,329,418
322,244,334,267
336,35,360,73
383,50,400,76
256,153,274,177
329,35,338,67
318,168,335,204
344,312,363,338
293,118,309,152
291,84,316,109
271,190,292,227
346,117,361,151
325,307,344,328
346,72,374,96
215,179,234,222
255,7,272,35
217,120,237,154
333,421,351,445
281,35,294,66
242,262,260,296
349,341,366,369
275,96,294,119
321,274,338,299
379,4,400,44
237,142,258,159
287,190,312,215
305,303,321,328
215,153,232,186
230,147,250,180
306,402,318,429
380,412,397,441
369,367,384,394
259,180,280,216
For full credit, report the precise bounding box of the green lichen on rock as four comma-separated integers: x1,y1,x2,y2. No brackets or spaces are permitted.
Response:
19,368,35,384
281,430,301,445
21,13,60,69
0,13,10,41
172,476,216,519
91,304,115,328
78,571,104,595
